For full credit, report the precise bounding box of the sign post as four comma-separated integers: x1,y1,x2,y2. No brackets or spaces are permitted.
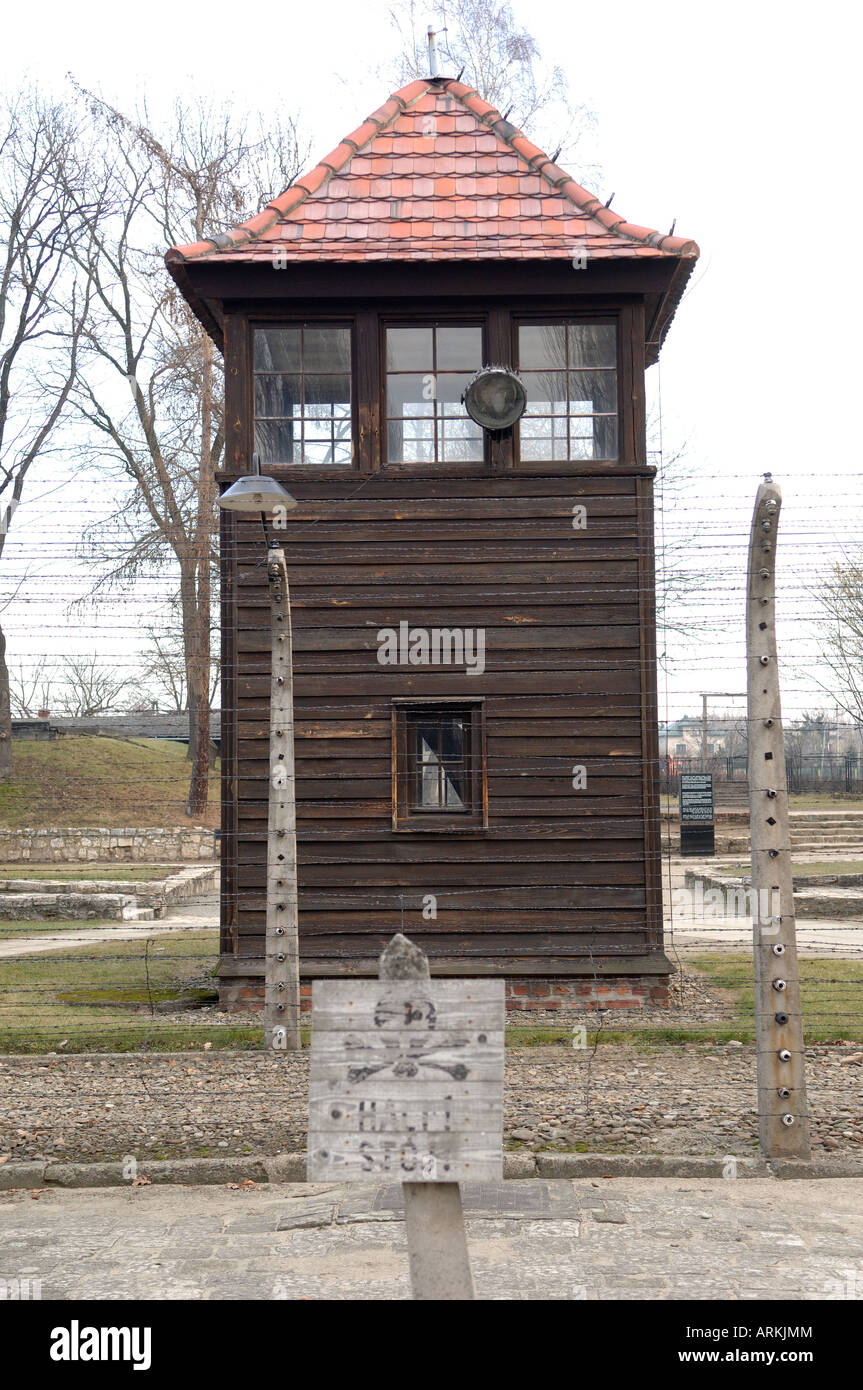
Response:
307,933,505,1299
679,771,715,856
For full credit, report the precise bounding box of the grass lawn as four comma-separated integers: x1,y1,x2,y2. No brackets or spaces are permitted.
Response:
0,929,261,1051
4,935,860,1054
0,865,175,882
506,956,863,1047
664,794,863,812
789,793,863,809
686,953,863,1043
0,737,219,830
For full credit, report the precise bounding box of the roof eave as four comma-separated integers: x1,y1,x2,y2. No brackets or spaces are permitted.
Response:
645,255,697,367
170,249,697,362
167,254,224,351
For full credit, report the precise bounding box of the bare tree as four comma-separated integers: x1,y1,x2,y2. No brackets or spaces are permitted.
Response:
385,0,597,175
0,89,90,778
135,601,220,714
139,623,187,714
650,421,711,662
813,554,863,737
784,710,836,784
63,89,304,815
8,655,54,717
56,654,131,717
714,709,748,764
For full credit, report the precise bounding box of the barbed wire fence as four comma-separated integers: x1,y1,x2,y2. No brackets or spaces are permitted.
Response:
1,473,863,1170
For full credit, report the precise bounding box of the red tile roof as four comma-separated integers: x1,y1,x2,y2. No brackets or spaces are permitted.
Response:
166,78,698,268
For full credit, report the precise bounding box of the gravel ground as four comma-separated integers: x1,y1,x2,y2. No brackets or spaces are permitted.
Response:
1,1042,861,1165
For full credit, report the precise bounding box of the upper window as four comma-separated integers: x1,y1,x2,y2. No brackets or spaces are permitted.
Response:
254,326,352,466
386,325,484,464
517,323,618,461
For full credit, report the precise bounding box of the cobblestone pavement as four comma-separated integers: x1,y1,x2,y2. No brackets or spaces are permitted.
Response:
1,1178,862,1300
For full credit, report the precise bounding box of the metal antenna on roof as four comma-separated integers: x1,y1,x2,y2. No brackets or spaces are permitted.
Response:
668,218,677,235
427,25,441,78
502,105,513,121
604,192,615,208
550,146,562,163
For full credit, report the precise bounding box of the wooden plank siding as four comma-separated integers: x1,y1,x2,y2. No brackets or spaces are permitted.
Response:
221,473,662,976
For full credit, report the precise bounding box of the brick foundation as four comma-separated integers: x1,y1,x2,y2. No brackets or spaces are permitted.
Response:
218,975,670,1014
504,977,670,1011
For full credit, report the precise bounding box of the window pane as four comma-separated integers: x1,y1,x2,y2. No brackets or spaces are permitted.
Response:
385,326,483,464
517,323,618,463
520,417,552,439
435,373,473,413
387,327,434,370
522,435,569,462
523,372,567,414
443,766,465,807
399,706,482,824
439,717,466,760
416,724,442,808
403,417,435,440
253,327,352,467
254,328,300,372
254,419,296,464
569,370,617,414
567,417,618,461
303,440,348,466
440,417,484,461
389,422,434,462
416,722,442,755
569,324,616,368
303,327,350,372
436,326,482,369
413,719,466,809
592,415,618,460
440,431,484,463
519,325,566,370
388,373,435,416
254,374,301,418
304,374,351,411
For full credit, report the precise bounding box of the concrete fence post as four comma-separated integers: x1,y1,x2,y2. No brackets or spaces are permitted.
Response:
746,475,810,1158
265,546,300,1051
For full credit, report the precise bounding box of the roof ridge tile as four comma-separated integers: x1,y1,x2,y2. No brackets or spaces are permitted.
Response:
509,134,547,168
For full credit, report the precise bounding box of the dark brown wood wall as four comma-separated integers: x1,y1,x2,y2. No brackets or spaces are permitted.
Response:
220,471,661,979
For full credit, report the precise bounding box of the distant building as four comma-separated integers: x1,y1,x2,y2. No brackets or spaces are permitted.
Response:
659,716,727,762
11,719,59,741
13,713,221,746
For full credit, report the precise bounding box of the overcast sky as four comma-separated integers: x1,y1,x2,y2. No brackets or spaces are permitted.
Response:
2,0,860,724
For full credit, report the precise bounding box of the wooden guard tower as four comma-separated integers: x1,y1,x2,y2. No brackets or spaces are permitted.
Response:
166,75,699,1012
